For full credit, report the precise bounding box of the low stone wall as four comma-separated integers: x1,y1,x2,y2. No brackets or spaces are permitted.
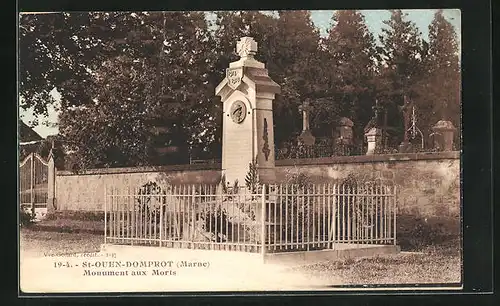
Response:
55,164,221,211
55,152,460,220
275,151,460,218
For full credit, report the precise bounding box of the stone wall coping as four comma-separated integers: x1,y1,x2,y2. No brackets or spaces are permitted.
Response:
275,151,460,166
56,151,459,176
56,163,222,176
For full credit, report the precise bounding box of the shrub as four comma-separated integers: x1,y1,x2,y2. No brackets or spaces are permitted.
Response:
244,157,260,193
397,215,460,251
20,208,35,227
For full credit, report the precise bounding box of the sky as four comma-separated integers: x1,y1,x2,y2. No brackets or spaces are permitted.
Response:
19,9,461,139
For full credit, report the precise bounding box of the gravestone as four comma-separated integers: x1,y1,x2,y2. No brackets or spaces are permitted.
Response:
215,37,281,185
365,127,382,155
398,95,413,153
337,117,354,145
364,100,384,155
431,120,457,151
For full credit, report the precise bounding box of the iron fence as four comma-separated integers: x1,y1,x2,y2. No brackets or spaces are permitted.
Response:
105,183,397,254
275,144,364,159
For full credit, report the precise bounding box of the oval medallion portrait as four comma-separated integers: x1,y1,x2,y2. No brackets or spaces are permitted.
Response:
230,100,247,124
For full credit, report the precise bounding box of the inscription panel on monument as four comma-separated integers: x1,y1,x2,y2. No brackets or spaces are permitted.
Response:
226,68,243,90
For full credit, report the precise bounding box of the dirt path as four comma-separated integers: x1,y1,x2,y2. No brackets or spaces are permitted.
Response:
20,229,339,292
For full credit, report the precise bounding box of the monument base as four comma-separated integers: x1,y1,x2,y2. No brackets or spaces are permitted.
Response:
257,167,276,185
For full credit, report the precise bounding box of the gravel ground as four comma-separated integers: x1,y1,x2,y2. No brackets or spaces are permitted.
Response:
20,228,461,289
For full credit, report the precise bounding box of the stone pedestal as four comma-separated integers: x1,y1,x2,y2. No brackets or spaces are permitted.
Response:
215,37,281,185
298,130,315,146
365,127,383,155
432,120,457,151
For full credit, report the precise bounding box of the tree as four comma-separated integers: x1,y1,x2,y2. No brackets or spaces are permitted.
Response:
422,10,461,147
377,10,428,148
51,12,219,168
58,55,155,168
19,12,144,121
149,11,219,156
212,11,335,147
323,10,379,146
272,10,330,144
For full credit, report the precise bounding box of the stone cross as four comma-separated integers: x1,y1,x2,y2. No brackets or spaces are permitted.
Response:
236,37,258,59
372,99,384,126
297,99,315,146
299,100,313,131
400,95,413,142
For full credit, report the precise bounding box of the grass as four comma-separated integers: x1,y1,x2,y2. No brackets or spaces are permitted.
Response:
289,238,462,285
24,210,105,235
20,228,103,256
20,211,105,256
28,218,104,235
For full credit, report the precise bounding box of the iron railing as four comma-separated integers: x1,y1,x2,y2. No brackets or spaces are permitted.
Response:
275,144,364,159
105,183,397,254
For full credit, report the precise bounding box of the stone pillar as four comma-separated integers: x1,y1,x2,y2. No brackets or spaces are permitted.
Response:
215,37,281,185
432,120,457,151
47,151,56,212
365,127,383,155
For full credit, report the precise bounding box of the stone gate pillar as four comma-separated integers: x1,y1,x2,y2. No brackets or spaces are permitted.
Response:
215,37,281,185
47,151,56,212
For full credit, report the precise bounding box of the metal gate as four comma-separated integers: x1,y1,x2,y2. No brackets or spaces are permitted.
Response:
19,153,49,216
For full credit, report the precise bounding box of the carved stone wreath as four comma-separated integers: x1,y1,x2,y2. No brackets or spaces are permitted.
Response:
230,100,247,124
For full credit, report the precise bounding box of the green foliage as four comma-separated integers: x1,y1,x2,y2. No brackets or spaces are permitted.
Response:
232,179,239,194
278,171,314,245
219,173,228,194
422,10,461,147
135,181,166,224
20,10,461,162
37,12,220,168
20,208,35,227
397,215,460,251
218,173,239,195
376,10,429,147
244,157,260,193
285,171,312,187
58,54,155,168
322,10,379,138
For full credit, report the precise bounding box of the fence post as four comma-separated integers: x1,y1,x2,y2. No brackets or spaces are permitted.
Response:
30,153,35,218
47,152,56,213
159,193,163,248
260,184,266,261
104,185,107,245
393,185,397,246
